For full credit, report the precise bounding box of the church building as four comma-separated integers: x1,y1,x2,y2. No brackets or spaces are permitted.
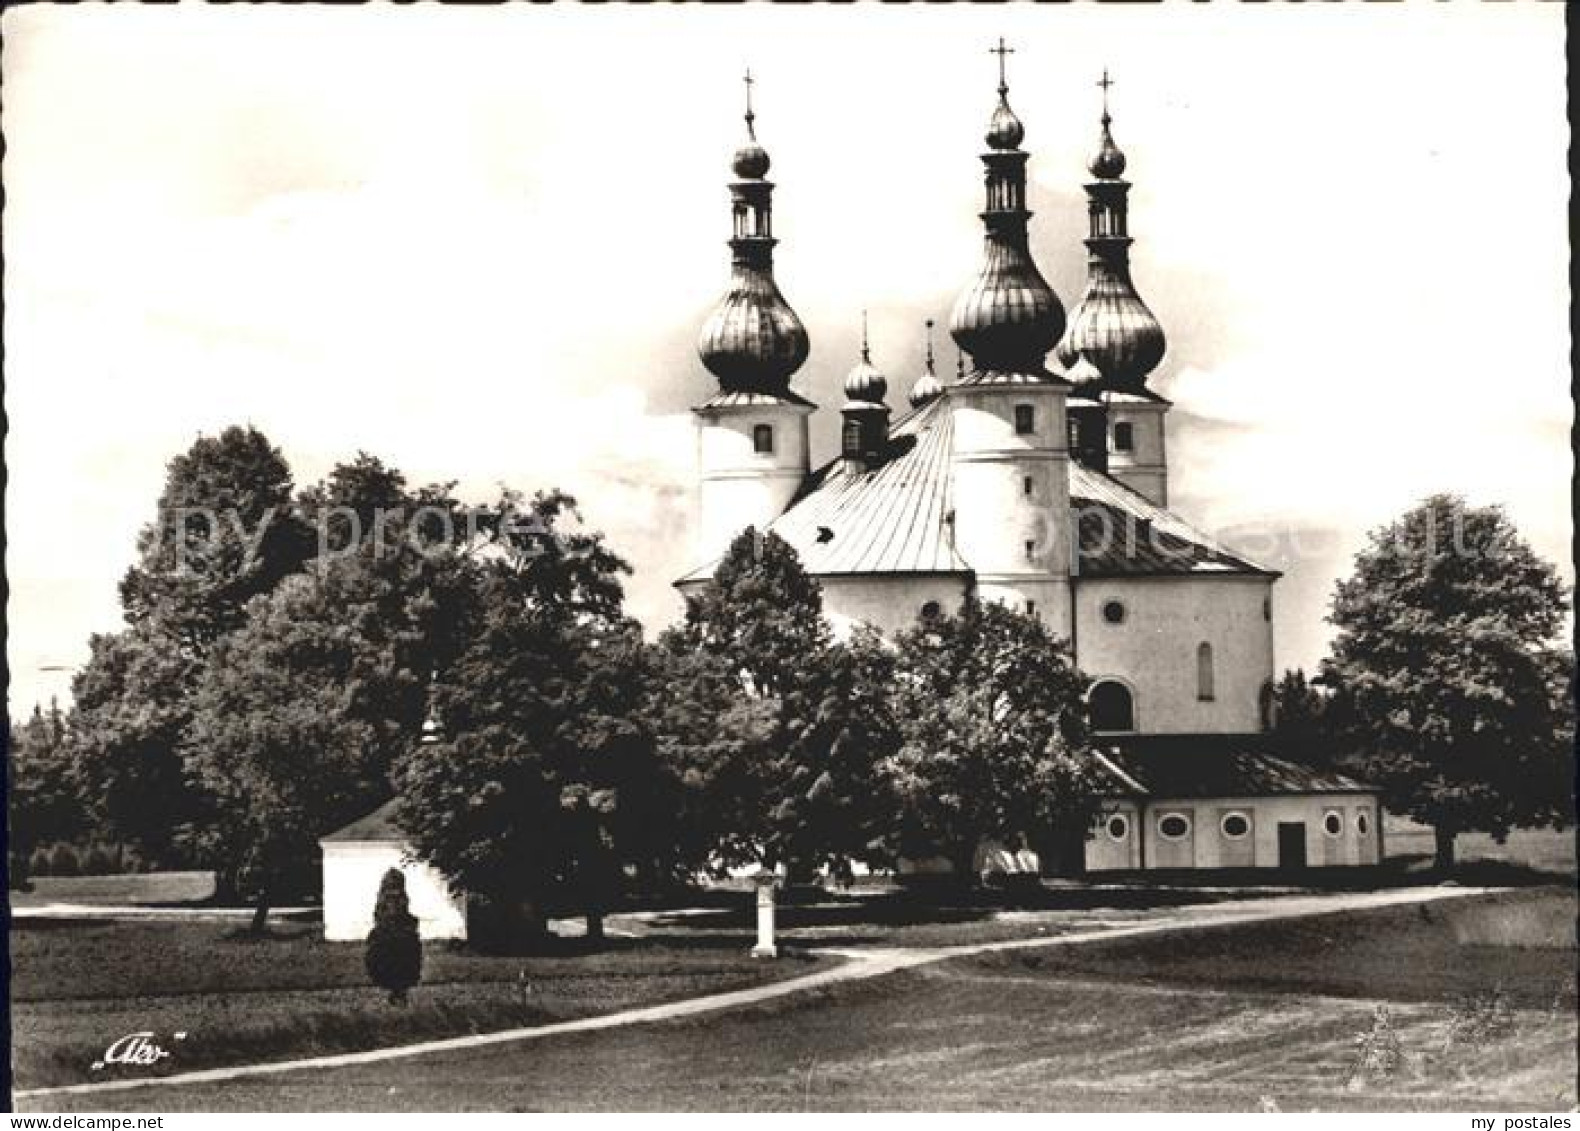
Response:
676,51,1380,874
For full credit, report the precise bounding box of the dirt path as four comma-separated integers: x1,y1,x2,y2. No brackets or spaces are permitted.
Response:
14,885,1497,1105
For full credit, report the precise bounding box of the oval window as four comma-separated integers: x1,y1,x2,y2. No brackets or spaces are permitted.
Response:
1157,813,1191,841
1102,600,1126,625
1322,811,1344,837
920,600,941,621
1105,814,1130,842
1221,812,1250,840
1356,811,1370,837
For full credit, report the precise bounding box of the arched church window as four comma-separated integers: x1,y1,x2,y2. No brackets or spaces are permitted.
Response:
1114,422,1135,452
753,424,775,454
1014,404,1036,435
1088,680,1135,733
1259,681,1275,731
1196,643,1215,702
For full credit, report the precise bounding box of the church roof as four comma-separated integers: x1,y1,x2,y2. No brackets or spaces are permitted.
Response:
695,388,816,411
679,392,1272,584
1069,465,1273,577
683,396,968,580
320,798,405,844
1091,739,1373,799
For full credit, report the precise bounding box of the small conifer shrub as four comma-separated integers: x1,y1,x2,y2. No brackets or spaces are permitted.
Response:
364,868,423,1005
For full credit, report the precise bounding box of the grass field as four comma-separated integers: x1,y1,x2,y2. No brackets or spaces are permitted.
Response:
9,917,825,1091
12,872,219,908
12,828,1575,1107
1384,825,1576,878
30,888,1575,1112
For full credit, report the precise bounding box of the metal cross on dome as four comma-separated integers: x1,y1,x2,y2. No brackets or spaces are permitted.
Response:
991,37,1014,92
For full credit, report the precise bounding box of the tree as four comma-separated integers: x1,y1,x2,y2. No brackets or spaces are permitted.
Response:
880,598,1102,881
365,868,422,1005
7,700,81,888
183,458,477,930
395,490,657,948
68,427,312,866
1319,495,1574,870
1269,668,1331,766
119,426,312,650
658,529,896,881
67,630,205,866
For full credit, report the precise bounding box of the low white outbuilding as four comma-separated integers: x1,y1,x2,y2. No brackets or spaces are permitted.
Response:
319,800,467,941
1085,741,1382,872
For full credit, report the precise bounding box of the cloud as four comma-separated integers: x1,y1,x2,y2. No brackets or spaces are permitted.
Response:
4,3,1570,710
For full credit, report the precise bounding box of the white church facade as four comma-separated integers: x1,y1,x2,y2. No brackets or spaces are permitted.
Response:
676,58,1380,874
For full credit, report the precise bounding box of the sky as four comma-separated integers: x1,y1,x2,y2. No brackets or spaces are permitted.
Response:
3,4,1571,716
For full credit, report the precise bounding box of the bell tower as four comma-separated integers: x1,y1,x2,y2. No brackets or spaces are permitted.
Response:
946,40,1074,638
1057,71,1171,505
693,72,815,563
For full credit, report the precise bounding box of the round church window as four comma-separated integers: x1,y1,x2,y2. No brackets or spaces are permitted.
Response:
1322,810,1344,837
1220,812,1250,840
1157,813,1191,841
920,600,941,621
1102,600,1126,624
1105,814,1130,841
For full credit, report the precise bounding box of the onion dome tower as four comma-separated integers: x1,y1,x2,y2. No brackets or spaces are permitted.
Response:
948,40,1066,379
1055,71,1167,393
841,312,891,471
945,40,1074,639
908,319,944,408
697,72,811,394
1057,72,1171,504
693,72,816,563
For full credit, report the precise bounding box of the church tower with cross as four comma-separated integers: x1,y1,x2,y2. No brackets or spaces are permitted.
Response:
692,72,816,566
946,37,1075,637
676,49,1380,878
1058,70,1172,506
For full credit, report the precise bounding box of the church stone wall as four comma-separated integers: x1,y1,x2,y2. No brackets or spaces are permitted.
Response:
819,574,973,637
1106,402,1169,507
1073,574,1274,735
694,407,811,564
949,387,1074,639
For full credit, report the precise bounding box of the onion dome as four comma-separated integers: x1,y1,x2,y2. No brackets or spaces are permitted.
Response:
844,313,889,404
696,72,811,397
732,119,771,180
732,142,770,180
732,76,772,179
949,39,1065,377
698,276,810,393
986,92,1025,150
1057,265,1166,389
1088,111,1126,178
908,320,945,407
1061,352,1102,387
950,241,1065,371
1057,72,1166,393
